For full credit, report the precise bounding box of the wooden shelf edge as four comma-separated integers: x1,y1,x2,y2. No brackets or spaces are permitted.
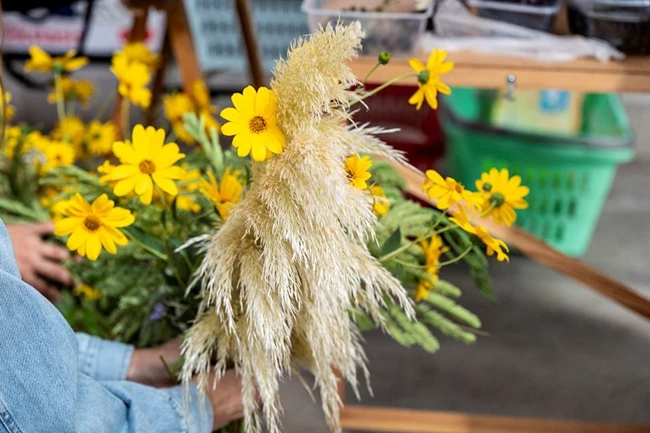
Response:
340,406,650,433
349,53,650,93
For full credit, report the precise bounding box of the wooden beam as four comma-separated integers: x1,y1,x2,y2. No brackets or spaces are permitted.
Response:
340,406,650,433
167,0,203,95
388,160,650,322
234,0,265,87
350,54,650,93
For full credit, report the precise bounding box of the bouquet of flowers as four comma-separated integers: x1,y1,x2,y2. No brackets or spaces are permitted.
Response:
0,22,528,433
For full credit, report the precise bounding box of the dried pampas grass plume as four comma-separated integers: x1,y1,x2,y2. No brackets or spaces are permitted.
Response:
182,22,413,433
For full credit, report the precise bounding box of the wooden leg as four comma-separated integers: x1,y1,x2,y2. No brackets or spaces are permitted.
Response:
146,26,171,126
340,406,650,433
114,10,149,139
166,1,203,96
234,0,265,87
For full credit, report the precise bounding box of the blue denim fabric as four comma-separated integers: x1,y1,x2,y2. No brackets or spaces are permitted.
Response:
0,222,213,433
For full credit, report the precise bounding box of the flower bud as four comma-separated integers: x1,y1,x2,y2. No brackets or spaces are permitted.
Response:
378,51,391,65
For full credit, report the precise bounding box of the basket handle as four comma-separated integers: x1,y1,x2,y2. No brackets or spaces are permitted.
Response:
389,159,650,322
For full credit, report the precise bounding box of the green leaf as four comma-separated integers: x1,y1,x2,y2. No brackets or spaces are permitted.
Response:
381,227,402,256
124,226,168,260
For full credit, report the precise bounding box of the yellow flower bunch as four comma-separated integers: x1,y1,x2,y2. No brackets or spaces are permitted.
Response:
120,42,160,70
72,283,102,301
345,154,373,190
369,185,390,217
220,86,285,162
421,168,529,265
176,166,203,213
200,168,244,220
108,125,186,205
408,49,454,110
415,235,449,301
3,91,15,121
47,77,95,107
24,46,88,73
52,116,86,155
476,168,530,227
54,193,135,261
85,121,117,156
163,80,220,144
111,51,152,108
38,140,76,174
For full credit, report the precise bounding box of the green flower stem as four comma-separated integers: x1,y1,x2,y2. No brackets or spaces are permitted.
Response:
438,246,473,267
93,92,116,122
68,95,76,118
361,62,381,85
125,231,169,261
391,258,430,270
53,72,69,141
348,72,416,109
378,231,431,263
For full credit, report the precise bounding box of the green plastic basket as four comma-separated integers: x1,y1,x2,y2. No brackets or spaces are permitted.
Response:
441,88,635,257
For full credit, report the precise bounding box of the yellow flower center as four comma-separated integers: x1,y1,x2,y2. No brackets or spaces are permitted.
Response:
454,183,464,194
139,159,156,174
248,116,266,134
84,215,101,232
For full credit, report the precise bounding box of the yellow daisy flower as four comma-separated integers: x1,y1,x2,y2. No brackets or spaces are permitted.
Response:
450,207,509,262
3,126,23,158
423,169,483,210
47,77,95,107
408,48,454,110
52,116,86,154
476,168,529,227
72,283,102,301
54,193,135,261
415,235,449,301
121,42,160,70
24,46,89,73
39,141,76,173
369,185,390,216
111,53,152,108
86,121,117,156
220,86,285,162
200,168,243,220
3,91,15,121
164,92,195,124
110,125,186,205
345,154,373,190
192,79,212,109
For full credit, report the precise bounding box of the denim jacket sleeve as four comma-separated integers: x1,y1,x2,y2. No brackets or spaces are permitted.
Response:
76,332,134,382
0,222,212,433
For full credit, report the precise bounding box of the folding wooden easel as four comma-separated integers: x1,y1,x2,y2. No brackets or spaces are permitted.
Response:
122,2,650,431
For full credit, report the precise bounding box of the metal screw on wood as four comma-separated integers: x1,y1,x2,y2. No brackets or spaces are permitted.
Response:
504,73,517,101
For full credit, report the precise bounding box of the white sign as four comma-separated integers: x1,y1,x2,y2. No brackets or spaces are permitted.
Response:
2,0,165,56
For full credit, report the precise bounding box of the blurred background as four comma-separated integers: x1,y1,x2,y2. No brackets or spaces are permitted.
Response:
2,0,650,431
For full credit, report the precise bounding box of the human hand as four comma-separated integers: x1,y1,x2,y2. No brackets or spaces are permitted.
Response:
202,370,245,430
127,338,181,388
6,222,73,301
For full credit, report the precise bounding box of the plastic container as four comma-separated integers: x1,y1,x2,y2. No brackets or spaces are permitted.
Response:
441,88,634,257
301,0,434,56
467,0,562,32
184,0,309,72
353,85,444,172
568,0,650,55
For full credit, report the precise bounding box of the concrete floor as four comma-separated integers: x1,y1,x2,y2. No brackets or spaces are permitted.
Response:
5,70,650,432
